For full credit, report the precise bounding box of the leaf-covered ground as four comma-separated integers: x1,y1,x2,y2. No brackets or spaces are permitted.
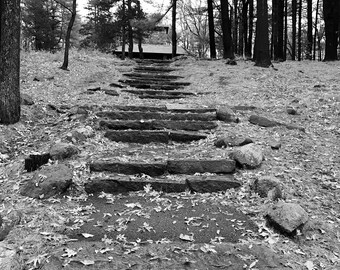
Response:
0,50,339,269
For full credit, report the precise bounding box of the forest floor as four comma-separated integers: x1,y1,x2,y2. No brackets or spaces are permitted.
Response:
0,49,339,269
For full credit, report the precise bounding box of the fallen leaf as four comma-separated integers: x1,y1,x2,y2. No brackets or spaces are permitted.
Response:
179,233,195,242
82,233,94,238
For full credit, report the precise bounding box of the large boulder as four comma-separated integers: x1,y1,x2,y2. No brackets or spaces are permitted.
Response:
265,202,308,234
49,143,78,160
20,164,73,199
251,176,284,200
229,143,263,169
215,133,253,148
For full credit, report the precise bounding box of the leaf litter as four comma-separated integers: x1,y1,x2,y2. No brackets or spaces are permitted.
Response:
0,50,338,269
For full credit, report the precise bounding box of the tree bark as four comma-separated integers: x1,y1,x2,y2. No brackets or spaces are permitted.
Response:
292,0,297,60
207,0,216,58
60,0,77,70
313,0,319,60
221,0,234,59
323,0,340,61
121,0,126,60
172,0,177,58
245,0,254,58
254,0,271,67
0,0,21,124
284,0,287,60
232,0,238,54
306,0,313,60
127,0,133,59
297,0,302,61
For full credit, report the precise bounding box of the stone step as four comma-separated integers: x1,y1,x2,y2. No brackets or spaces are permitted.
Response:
90,161,167,176
119,79,191,86
136,59,172,64
99,119,218,131
134,66,176,72
85,174,241,194
130,83,183,90
104,130,207,143
138,94,186,99
123,73,184,80
96,111,216,121
108,104,216,113
90,158,235,176
122,89,196,96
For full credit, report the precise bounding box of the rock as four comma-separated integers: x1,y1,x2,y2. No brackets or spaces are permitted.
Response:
226,59,237,65
214,134,253,148
250,115,305,132
20,93,34,105
20,164,73,199
109,82,126,88
270,140,282,150
69,126,95,142
229,143,263,169
103,89,119,96
167,159,235,174
286,107,298,115
251,176,283,200
49,143,78,160
265,202,308,234
25,153,51,172
0,244,21,270
249,115,279,127
216,106,239,123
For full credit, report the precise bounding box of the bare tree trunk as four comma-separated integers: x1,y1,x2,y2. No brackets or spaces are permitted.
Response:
127,0,133,59
246,0,254,58
221,0,234,59
297,0,302,61
121,0,126,60
60,0,77,70
207,0,216,58
292,0,297,60
172,0,177,58
254,0,271,67
284,0,287,60
233,0,238,54
313,0,319,60
0,0,21,124
306,0,313,60
323,0,340,60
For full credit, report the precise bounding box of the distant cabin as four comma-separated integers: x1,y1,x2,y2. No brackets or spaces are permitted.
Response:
114,44,187,59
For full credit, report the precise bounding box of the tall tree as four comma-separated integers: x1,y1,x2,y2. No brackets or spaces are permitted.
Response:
297,0,302,61
306,0,313,60
55,0,77,70
254,0,271,67
272,0,284,60
313,0,320,60
207,0,216,58
284,0,287,60
291,0,297,60
127,0,133,58
245,0,254,58
220,0,234,59
172,0,177,57
232,0,238,54
121,0,126,59
323,0,340,60
0,0,21,124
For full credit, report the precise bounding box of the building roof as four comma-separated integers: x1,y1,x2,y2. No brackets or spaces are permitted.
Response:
115,44,187,55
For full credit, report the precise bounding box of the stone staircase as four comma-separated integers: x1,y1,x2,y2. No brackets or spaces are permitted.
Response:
87,60,240,195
